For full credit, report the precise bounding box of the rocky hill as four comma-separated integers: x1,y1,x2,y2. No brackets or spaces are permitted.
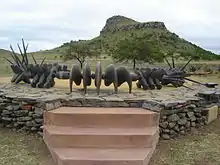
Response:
3,15,218,61
100,15,166,34
53,15,219,60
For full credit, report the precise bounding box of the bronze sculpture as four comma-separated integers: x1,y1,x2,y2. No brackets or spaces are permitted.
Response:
5,40,218,95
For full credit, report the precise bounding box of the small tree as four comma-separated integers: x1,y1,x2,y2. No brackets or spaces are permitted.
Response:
109,34,163,69
63,42,95,68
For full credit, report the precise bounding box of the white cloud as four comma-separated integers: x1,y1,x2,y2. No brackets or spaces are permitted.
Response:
0,0,220,53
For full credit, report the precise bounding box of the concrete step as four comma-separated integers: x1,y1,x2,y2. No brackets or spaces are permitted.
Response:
50,147,154,165
44,107,159,128
43,107,160,165
44,125,159,148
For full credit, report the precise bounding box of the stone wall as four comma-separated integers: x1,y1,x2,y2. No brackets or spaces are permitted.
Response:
159,103,207,140
0,95,62,135
0,84,220,140
0,97,43,135
158,90,220,140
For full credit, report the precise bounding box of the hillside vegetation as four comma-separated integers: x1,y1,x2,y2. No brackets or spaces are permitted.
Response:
0,49,12,56
56,15,220,61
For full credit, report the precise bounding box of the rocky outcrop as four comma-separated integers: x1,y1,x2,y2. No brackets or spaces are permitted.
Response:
100,15,167,34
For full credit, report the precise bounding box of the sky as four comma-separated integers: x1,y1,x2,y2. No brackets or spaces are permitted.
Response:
0,0,220,54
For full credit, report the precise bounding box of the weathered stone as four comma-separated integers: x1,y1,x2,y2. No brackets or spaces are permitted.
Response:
164,101,179,108
11,113,15,117
169,130,175,135
26,121,35,127
161,134,170,140
18,116,32,122
13,123,19,127
187,104,196,109
31,127,38,131
187,111,194,118
186,121,191,128
13,105,20,111
159,121,168,128
14,110,29,116
190,115,197,122
168,114,180,122
45,103,54,111
28,112,34,116
168,122,176,128
1,110,12,116
178,118,187,125
2,117,12,122
180,126,185,130
35,119,43,124
194,108,202,113
142,101,163,112
54,101,62,109
32,114,42,118
34,108,43,116
180,130,185,135
17,121,25,125
195,113,202,117
191,122,196,127
178,113,186,118
205,105,218,124
161,116,167,120
174,125,180,132
5,105,13,111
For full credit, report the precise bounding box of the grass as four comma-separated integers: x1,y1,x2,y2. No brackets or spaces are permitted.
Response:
0,118,219,165
150,117,220,165
0,128,53,165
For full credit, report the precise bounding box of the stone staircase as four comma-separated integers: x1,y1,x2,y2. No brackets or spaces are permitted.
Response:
43,107,159,165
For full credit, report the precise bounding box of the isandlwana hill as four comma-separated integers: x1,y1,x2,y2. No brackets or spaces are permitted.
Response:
0,15,220,61
48,15,219,61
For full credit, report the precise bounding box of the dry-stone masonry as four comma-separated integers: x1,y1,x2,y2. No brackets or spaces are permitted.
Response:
0,83,219,139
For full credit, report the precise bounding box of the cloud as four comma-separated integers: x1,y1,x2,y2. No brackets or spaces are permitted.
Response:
0,0,220,53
